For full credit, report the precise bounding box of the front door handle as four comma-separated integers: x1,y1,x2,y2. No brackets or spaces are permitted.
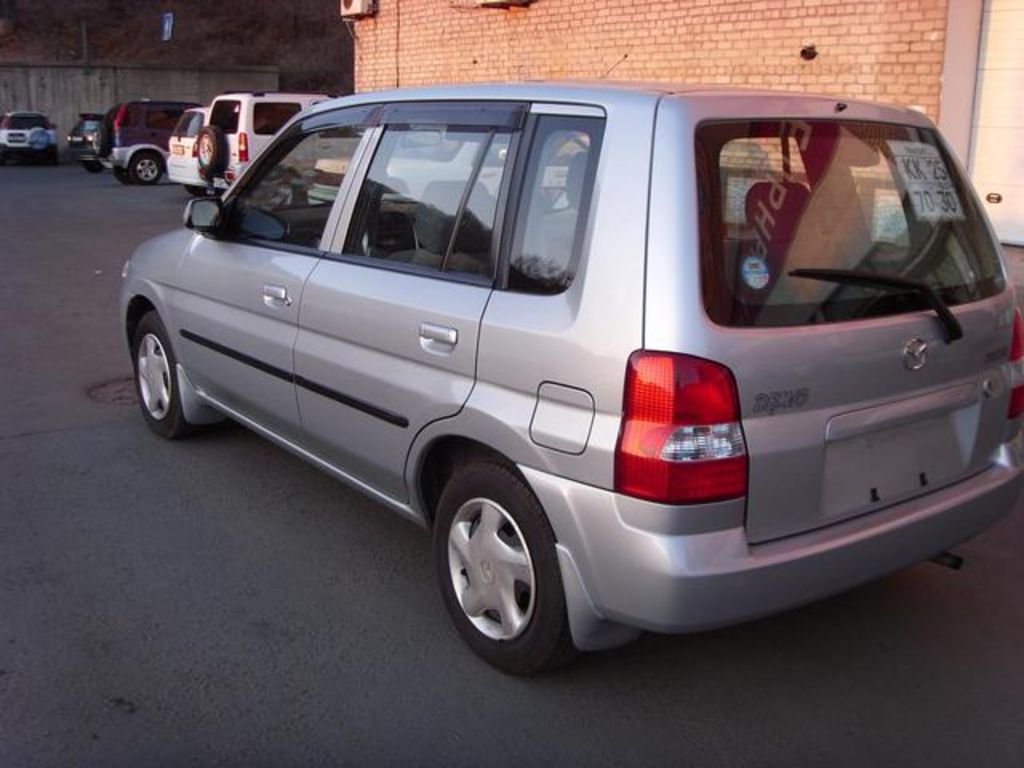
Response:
419,322,458,355
262,284,292,308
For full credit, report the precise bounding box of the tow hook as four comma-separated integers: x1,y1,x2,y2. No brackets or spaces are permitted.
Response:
930,551,964,570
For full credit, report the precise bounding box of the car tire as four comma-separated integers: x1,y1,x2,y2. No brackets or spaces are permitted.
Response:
196,126,228,183
81,160,104,173
129,150,163,185
47,148,59,166
131,312,197,440
433,459,577,676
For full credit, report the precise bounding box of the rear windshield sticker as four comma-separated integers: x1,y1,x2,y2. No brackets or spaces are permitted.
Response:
888,141,964,222
741,255,771,290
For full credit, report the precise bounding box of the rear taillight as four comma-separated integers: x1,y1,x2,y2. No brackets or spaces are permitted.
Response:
1008,309,1024,420
238,131,249,163
112,104,127,147
615,351,748,505
191,141,198,158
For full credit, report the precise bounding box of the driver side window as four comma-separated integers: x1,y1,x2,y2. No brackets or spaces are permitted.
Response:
233,121,368,249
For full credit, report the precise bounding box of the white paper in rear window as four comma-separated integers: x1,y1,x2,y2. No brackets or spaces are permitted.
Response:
888,140,964,222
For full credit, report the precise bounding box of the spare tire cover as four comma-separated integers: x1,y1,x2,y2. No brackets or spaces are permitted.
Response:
196,125,228,182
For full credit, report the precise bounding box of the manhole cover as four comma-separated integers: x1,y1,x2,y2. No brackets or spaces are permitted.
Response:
88,377,137,406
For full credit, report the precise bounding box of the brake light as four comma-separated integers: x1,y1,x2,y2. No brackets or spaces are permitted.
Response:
615,351,748,504
191,141,198,158
1008,309,1024,420
238,132,249,163
112,104,127,147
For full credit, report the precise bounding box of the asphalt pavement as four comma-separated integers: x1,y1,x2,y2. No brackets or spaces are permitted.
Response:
1,164,1023,767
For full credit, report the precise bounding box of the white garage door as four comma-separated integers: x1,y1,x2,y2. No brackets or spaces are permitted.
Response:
970,0,1024,245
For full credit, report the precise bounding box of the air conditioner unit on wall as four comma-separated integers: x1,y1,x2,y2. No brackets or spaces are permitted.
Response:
340,0,378,19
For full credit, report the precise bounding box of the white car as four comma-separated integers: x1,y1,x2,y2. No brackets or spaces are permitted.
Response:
196,91,329,189
0,111,58,165
167,107,210,195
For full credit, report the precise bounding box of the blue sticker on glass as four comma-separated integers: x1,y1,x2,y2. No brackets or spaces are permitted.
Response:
741,256,770,290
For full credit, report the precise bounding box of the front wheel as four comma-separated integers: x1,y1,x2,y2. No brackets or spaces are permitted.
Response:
131,312,196,440
434,460,576,675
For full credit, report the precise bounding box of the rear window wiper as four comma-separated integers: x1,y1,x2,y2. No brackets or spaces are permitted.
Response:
788,268,963,343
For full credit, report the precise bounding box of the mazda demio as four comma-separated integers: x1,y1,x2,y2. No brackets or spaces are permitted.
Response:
120,82,1024,674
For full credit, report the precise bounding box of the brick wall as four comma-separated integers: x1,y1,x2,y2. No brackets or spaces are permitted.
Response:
352,0,949,118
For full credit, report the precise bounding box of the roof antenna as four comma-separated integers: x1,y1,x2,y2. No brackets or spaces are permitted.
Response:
601,51,630,79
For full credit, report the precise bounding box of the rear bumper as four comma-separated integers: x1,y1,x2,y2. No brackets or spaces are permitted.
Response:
108,147,131,168
523,438,1024,647
1,144,52,157
68,146,99,162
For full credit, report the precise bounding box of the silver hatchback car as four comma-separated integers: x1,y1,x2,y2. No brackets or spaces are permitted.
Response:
120,82,1024,674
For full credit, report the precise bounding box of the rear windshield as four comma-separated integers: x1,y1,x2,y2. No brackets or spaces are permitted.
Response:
210,100,241,134
696,120,1004,328
6,114,47,130
172,111,204,138
252,102,302,135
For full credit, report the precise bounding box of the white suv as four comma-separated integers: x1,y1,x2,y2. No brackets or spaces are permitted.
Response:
0,111,58,165
167,107,210,195
196,91,329,189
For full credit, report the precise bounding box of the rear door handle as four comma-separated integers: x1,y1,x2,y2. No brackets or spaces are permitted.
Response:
419,322,458,354
262,284,292,308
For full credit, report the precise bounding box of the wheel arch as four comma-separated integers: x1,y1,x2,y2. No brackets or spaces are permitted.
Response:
125,144,169,164
413,435,516,529
125,294,157,350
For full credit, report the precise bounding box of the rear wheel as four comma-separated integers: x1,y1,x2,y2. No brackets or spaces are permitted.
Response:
47,147,59,166
131,312,196,440
433,460,576,675
129,150,163,185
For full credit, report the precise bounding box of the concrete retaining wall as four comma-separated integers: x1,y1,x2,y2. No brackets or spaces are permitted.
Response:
0,62,279,151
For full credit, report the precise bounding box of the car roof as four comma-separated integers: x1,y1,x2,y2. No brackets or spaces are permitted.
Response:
306,80,932,128
4,110,47,117
215,91,331,99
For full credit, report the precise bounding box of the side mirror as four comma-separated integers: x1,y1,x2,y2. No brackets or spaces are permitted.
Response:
184,197,224,233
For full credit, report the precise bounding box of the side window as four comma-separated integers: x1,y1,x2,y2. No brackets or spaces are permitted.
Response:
125,104,145,128
508,116,604,294
144,108,182,131
232,124,367,249
344,126,512,277
253,103,303,135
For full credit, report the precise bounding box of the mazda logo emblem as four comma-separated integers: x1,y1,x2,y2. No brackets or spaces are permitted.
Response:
903,337,928,371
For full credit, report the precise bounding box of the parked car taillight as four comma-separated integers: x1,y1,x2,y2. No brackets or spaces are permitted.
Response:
238,131,249,163
615,351,748,504
191,141,199,158
1007,308,1024,420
